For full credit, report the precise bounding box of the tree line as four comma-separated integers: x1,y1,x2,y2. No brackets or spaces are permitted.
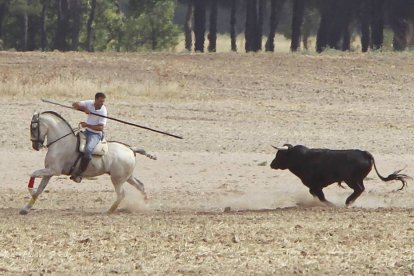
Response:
0,0,180,51
186,0,414,53
0,0,413,52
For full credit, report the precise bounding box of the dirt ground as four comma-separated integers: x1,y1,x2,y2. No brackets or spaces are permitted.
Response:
0,51,413,274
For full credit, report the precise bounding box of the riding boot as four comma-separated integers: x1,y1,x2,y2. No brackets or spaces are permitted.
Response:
70,157,90,183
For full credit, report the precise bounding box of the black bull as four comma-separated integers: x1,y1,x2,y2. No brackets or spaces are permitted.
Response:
270,144,410,206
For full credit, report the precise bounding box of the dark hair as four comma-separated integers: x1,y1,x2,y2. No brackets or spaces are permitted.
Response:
95,92,106,99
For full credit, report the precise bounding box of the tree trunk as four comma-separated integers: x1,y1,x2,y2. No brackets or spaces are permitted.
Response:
27,13,38,51
149,16,157,50
316,0,329,53
230,0,237,51
256,0,264,51
193,0,206,52
327,1,346,50
341,24,351,51
317,0,352,52
370,0,385,50
54,0,69,51
70,0,81,51
340,2,352,51
245,0,258,52
360,0,370,52
290,0,305,51
0,3,6,41
388,0,408,51
302,29,309,50
40,0,49,51
265,0,285,52
20,12,29,51
184,0,194,51
392,21,407,51
86,0,97,52
208,0,218,52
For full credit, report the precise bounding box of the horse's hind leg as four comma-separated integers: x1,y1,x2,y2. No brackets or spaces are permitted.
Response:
20,175,52,215
107,181,126,214
127,176,147,200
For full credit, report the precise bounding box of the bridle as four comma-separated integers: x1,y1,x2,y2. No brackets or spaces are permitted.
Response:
30,113,79,148
30,113,43,146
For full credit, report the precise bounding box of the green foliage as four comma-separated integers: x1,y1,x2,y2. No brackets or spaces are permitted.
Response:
122,1,180,51
92,0,125,51
8,0,41,15
90,0,180,51
0,0,180,52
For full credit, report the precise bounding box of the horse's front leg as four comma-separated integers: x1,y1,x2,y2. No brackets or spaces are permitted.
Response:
20,169,56,215
31,168,57,178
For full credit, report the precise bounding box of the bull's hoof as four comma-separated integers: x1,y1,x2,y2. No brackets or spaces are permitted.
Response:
19,208,29,215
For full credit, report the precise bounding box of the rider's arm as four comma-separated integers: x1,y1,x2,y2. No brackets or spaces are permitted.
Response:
72,102,90,114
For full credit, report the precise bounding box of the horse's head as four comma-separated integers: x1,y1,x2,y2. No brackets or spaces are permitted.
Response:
30,112,47,151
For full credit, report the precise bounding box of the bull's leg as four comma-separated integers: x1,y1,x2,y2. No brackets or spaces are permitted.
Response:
107,182,126,214
345,181,365,206
20,175,52,215
127,176,147,200
309,188,335,207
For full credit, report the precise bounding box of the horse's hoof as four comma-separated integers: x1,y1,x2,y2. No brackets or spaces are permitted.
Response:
19,209,29,215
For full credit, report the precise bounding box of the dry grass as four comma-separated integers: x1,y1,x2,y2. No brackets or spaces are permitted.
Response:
0,52,196,101
0,68,187,101
175,33,294,53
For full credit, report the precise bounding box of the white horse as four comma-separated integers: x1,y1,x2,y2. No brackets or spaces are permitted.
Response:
20,111,156,215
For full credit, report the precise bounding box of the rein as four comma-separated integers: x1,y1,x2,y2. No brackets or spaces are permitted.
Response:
31,111,80,149
45,127,80,148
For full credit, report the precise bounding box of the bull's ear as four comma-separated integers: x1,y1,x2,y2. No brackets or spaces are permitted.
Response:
283,144,293,149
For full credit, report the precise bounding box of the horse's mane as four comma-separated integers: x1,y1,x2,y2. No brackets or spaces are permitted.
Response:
41,111,76,134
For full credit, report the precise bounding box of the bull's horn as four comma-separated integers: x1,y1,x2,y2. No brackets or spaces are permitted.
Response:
272,145,289,150
283,144,293,149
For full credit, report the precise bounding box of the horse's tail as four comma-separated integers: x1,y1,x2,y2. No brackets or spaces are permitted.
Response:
131,147,157,160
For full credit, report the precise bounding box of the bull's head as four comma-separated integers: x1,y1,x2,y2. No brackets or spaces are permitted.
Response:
270,144,293,170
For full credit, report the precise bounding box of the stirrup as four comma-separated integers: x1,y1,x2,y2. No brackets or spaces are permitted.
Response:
70,175,82,183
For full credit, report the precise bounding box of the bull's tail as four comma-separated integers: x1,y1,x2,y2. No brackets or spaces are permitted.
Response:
370,156,410,190
131,147,157,160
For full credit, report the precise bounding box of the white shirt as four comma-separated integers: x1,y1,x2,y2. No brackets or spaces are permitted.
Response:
79,100,107,133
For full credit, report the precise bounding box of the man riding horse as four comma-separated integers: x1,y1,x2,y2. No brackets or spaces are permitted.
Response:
70,92,107,183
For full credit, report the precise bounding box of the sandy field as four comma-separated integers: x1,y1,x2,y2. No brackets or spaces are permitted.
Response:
0,51,414,274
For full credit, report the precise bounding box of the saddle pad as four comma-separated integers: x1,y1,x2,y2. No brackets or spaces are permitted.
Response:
79,132,108,156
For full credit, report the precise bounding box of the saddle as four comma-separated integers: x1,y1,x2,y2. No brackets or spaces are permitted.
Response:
78,131,108,156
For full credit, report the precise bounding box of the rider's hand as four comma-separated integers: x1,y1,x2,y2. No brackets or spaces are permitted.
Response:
80,122,88,128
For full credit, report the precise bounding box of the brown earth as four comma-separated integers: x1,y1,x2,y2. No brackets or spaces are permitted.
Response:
0,51,413,274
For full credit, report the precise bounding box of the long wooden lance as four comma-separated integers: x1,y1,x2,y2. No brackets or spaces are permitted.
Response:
41,98,183,139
